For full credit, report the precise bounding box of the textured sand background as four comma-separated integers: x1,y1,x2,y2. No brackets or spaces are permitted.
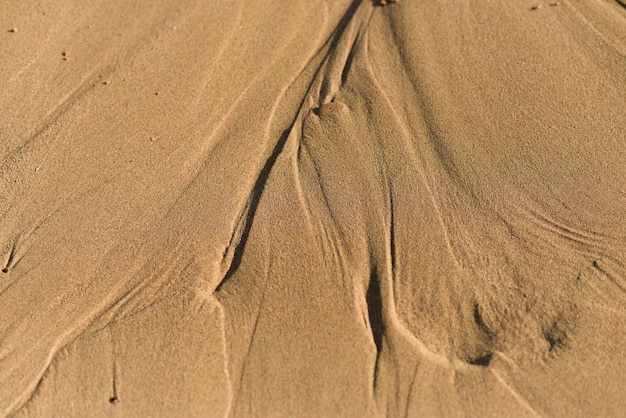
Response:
1,0,625,416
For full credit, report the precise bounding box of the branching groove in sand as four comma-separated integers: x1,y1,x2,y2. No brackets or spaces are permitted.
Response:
1,0,625,416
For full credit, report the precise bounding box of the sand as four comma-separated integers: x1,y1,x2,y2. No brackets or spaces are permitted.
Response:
1,0,625,416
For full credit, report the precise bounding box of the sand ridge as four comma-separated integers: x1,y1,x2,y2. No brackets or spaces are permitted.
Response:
1,0,625,416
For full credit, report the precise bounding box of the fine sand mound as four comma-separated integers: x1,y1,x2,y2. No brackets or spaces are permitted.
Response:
1,0,625,416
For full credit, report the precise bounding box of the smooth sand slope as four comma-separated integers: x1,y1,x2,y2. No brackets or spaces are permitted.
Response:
1,0,625,416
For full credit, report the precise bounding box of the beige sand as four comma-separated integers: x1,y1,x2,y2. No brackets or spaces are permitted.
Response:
1,0,625,416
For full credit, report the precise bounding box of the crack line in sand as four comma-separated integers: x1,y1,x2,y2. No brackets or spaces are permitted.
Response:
109,324,120,405
491,369,543,417
214,128,290,293
230,247,271,414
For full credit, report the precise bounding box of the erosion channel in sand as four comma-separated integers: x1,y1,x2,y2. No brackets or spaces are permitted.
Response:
1,0,625,416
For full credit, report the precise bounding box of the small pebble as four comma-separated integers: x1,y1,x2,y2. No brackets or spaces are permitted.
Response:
530,4,542,10
316,101,346,116
150,136,155,141
8,28,17,33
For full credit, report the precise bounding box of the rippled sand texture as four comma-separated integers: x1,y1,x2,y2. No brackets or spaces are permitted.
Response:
1,0,625,416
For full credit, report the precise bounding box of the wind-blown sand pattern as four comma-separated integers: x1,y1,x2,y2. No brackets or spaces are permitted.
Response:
1,0,625,416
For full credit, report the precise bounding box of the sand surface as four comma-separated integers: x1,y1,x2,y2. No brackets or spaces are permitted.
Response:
1,0,626,416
